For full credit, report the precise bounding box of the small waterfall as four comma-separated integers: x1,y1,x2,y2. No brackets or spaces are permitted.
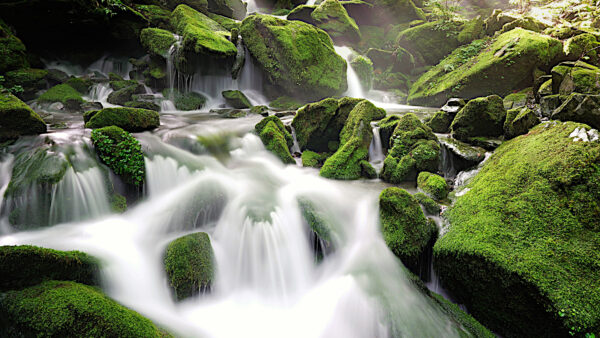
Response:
88,83,115,107
0,155,14,234
88,56,134,80
368,123,384,173
334,46,364,99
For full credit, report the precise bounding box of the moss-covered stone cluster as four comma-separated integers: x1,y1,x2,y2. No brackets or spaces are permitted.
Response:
255,115,295,164
0,91,46,141
85,107,160,132
287,0,361,44
91,126,146,186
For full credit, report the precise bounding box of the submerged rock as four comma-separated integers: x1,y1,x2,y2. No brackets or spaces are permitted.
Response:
0,92,46,141
451,95,506,142
288,0,361,44
85,107,160,132
435,121,600,336
255,115,295,164
222,90,252,109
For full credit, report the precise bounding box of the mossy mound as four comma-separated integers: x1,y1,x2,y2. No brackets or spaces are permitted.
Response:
37,84,84,110
0,280,166,337
319,100,386,180
163,89,207,111
564,33,600,65
240,14,347,101
255,115,295,164
4,68,49,100
417,171,448,201
379,187,434,274
0,245,100,291
451,95,506,142
301,150,329,168
425,110,453,133
408,29,564,107
350,55,373,91
288,0,361,44
0,19,28,73
504,106,540,139
396,21,463,67
0,92,46,141
140,28,177,57
380,113,440,183
552,93,600,130
164,232,215,301
434,121,600,336
413,192,440,215
85,107,160,132
91,126,146,186
222,90,251,108
269,96,303,110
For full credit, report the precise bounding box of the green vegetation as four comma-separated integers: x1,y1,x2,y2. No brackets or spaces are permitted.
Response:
140,28,177,57
222,90,251,108
255,116,295,164
298,198,332,247
425,110,453,133
288,0,361,44
0,92,46,141
451,95,506,142
163,89,207,111
0,19,28,73
269,96,304,110
37,84,84,109
350,55,373,90
417,171,448,200
413,192,440,215
85,107,160,132
91,126,146,186
164,232,215,301
504,106,539,139
301,150,329,168
396,21,463,66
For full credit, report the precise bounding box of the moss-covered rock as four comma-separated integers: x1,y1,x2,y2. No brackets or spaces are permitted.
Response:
37,84,84,110
207,0,246,20
380,113,440,183
434,121,600,336
269,96,303,110
0,245,100,291
166,0,208,13
379,187,434,274
417,171,448,200
0,92,46,141
503,88,531,110
458,16,485,44
347,0,424,26
3,68,48,100
552,93,600,129
222,90,251,108
65,76,93,94
430,293,495,338
425,110,453,133
504,106,540,139
483,9,518,35
0,19,28,73
107,82,146,106
350,55,373,91
437,134,486,171
498,16,548,35
85,107,160,132
91,126,146,186
163,89,207,111
301,150,329,168
564,33,600,65
255,115,295,164
288,0,361,44
164,232,215,301
298,198,333,258
134,4,172,30
408,29,564,106
377,114,401,150
413,192,440,215
451,95,506,142
240,14,347,101
554,62,600,96
396,21,463,67
0,280,166,337
140,28,177,57
124,100,161,111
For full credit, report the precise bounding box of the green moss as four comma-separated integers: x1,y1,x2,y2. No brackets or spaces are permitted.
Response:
222,90,251,108
564,33,600,65
4,68,48,96
207,13,240,31
378,114,401,149
91,126,146,186
86,107,160,132
124,100,161,111
65,77,93,94
269,96,303,110
498,16,547,34
413,192,440,215
0,19,28,73
289,0,361,44
0,280,166,337
140,28,177,57
350,55,373,91
250,105,269,114
425,110,453,133
379,187,433,274
451,95,506,142
0,92,46,141
135,4,172,29
240,14,347,100
111,193,127,213
504,106,540,139
396,21,463,66
417,171,448,200
37,84,84,106
0,245,100,291
301,150,329,168
298,198,332,245
434,121,600,336
408,29,564,106
457,16,484,44
163,89,207,111
255,116,295,164
110,79,139,91
431,293,495,338
164,232,215,301
256,115,293,147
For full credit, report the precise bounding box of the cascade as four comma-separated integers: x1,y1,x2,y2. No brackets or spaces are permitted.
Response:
368,123,385,173
334,46,364,99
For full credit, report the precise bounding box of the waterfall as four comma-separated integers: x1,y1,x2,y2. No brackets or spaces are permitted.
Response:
334,46,364,99
368,123,384,173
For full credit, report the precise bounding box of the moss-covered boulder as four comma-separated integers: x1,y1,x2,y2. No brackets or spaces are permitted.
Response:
166,0,208,13
0,245,99,291
140,28,177,57
288,0,361,44
0,280,166,337
552,93,600,129
164,232,215,301
0,92,46,141
504,106,540,139
498,16,548,35
37,84,84,111
163,89,207,111
0,19,28,73
379,187,435,274
413,192,440,215
350,55,373,91
91,126,146,186
417,172,448,200
207,0,246,20
396,21,463,67
320,100,385,180
240,14,347,101
301,150,328,168
434,121,600,336
346,0,424,26
483,9,518,35
458,16,485,44
408,29,564,106
222,90,251,108
380,113,440,183
425,111,453,133
554,62,600,96
255,115,295,164
269,96,303,110
85,107,160,132
107,82,146,106
503,88,531,110
451,95,506,142
564,33,600,65
3,68,49,100
124,100,161,111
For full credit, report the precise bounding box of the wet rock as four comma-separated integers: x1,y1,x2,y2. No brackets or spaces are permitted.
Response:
255,115,295,164
552,93,600,129
222,90,251,109
288,0,361,44
85,107,160,132
451,95,506,142
504,106,540,139
438,135,486,171
441,98,466,114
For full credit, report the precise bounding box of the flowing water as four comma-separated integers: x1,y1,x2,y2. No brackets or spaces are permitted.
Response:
368,124,385,173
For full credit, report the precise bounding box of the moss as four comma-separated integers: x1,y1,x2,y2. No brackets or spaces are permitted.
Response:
377,114,401,149
0,280,166,337
163,89,207,111
413,192,440,215
430,293,495,338
0,245,100,291
65,77,93,94
498,16,547,34
164,232,215,301
4,68,48,97
255,116,295,164
379,187,433,274
557,65,600,95
0,92,46,141
207,13,240,31
396,21,463,66
107,82,145,106
124,100,161,111
298,198,332,245
417,171,448,200
110,79,139,91
408,29,564,106
140,28,177,57
134,4,172,29
250,105,268,114
434,121,600,336
269,96,303,110
301,150,329,168
110,193,127,213
85,107,160,132
0,19,28,73
222,90,251,108
255,115,293,147
288,0,361,44
91,126,145,186
425,110,453,133
457,16,484,44
240,14,347,100
451,95,506,142
504,106,540,139
37,83,84,107
350,55,373,91
564,33,600,65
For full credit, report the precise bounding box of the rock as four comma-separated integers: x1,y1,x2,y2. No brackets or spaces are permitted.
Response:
345,0,424,26
437,134,486,171
0,92,46,141
301,150,329,168
540,94,565,117
379,187,435,275
0,19,28,73
207,0,246,20
413,192,440,215
434,121,600,336
484,9,518,35
320,100,386,180
441,98,466,114
288,0,361,44
555,62,600,96
408,29,564,107
140,28,177,57
81,101,103,112
365,47,416,75
430,292,496,338
164,232,215,301
37,84,84,111
380,113,440,183
269,96,304,110
166,0,209,13
503,88,531,110
163,89,207,111
451,95,506,142
222,90,252,109
65,77,93,94
396,21,463,67
107,83,146,106
552,93,600,129
45,69,69,86
240,14,347,101
425,111,453,133
457,16,484,44
298,198,334,258
504,106,540,139
3,68,49,101
91,126,146,186
377,114,401,150
350,55,373,91
124,101,161,111
0,245,99,291
85,107,160,132
249,105,269,114
563,33,600,65
417,171,448,200
0,280,166,336
498,16,548,34
255,116,295,164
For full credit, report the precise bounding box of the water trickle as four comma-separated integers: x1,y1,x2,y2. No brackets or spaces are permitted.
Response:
368,123,384,173
334,46,364,99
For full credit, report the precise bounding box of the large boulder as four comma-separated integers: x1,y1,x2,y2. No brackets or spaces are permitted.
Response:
206,0,246,20
343,0,425,26
408,29,564,107
504,106,540,139
451,95,506,142
85,107,160,132
434,121,600,336
0,92,46,141
0,19,28,73
287,0,361,44
255,116,295,164
563,33,600,65
396,21,463,66
222,90,251,108
140,28,177,57
240,14,347,101
552,93,600,130
164,232,215,301
38,84,85,111
91,126,146,186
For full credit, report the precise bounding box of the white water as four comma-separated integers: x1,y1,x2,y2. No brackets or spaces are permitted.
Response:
368,124,385,173
334,46,364,99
